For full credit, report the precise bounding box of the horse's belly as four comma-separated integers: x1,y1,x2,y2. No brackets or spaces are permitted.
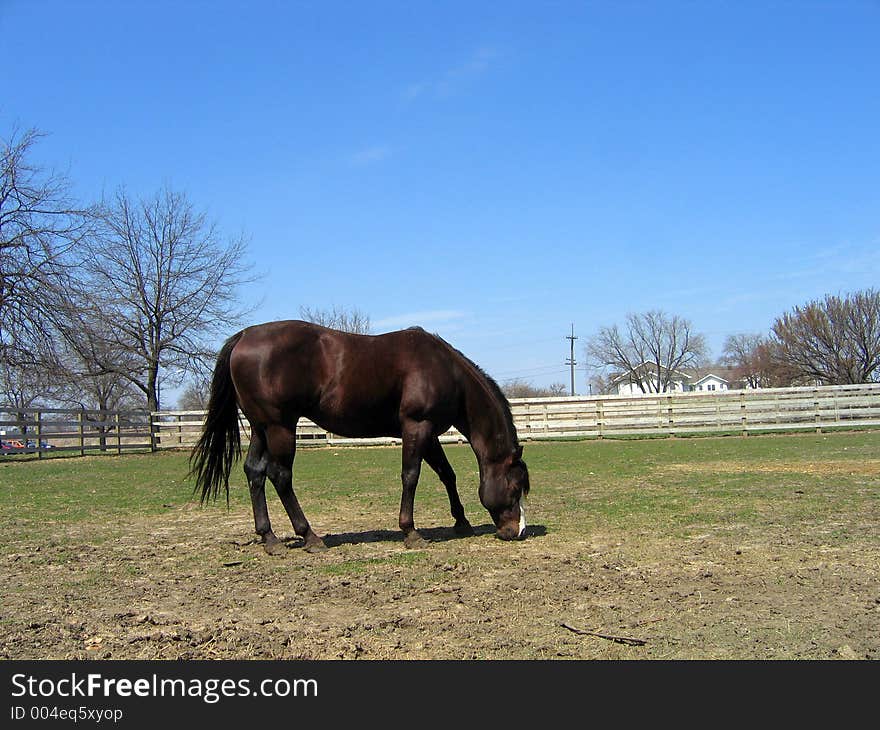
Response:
306,410,401,439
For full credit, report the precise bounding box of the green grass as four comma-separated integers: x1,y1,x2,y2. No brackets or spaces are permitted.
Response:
0,453,188,524
0,431,877,548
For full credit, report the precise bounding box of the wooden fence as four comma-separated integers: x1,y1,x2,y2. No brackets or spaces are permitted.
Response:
0,408,153,457
152,383,880,449
3,384,876,459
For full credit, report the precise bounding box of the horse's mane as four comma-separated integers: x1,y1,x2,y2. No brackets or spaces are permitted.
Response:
409,327,519,447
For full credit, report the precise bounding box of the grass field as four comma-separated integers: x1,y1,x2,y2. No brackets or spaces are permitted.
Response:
1,430,878,659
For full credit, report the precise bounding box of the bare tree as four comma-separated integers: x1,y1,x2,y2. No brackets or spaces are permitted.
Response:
178,377,210,410
721,333,767,388
501,379,569,398
753,339,804,387
0,360,55,437
51,315,145,412
721,332,802,388
0,127,96,365
771,289,880,385
299,305,371,334
47,324,144,451
586,372,612,395
587,310,708,393
0,360,54,410
68,185,256,411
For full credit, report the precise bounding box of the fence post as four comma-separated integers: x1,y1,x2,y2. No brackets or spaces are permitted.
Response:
78,410,85,456
116,412,122,454
814,388,821,433
740,391,748,436
36,410,43,459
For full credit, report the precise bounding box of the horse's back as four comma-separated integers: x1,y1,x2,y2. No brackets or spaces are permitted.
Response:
228,321,463,436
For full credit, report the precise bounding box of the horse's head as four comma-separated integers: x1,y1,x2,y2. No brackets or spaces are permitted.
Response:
479,445,530,540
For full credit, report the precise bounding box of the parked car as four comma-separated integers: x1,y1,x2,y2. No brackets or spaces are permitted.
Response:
0,438,52,452
1,439,26,454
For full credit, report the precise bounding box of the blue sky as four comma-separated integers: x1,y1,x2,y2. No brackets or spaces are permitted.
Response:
4,1,879,394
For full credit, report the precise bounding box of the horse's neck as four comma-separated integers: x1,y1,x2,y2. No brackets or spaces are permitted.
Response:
458,372,515,465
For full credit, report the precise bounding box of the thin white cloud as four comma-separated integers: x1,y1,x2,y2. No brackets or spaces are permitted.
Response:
771,242,880,282
350,145,392,166
374,309,468,331
403,46,500,102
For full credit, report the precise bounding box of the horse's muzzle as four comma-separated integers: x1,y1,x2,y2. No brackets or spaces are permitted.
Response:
495,500,527,541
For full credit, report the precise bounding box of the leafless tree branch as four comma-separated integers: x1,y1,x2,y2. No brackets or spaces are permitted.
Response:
61,185,259,410
299,304,372,334
587,310,708,393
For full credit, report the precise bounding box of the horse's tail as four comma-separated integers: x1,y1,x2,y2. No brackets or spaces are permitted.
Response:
189,331,245,505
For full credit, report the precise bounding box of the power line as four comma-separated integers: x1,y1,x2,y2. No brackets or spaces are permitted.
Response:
494,363,570,377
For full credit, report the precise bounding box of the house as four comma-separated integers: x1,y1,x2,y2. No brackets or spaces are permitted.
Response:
609,363,745,395
688,371,729,392
686,366,751,391
608,363,691,396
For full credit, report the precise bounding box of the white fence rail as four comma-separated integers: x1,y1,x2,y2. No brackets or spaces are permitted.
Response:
152,383,880,449
4,384,877,459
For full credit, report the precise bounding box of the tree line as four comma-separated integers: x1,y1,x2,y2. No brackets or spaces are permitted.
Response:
586,290,880,394
1,126,255,414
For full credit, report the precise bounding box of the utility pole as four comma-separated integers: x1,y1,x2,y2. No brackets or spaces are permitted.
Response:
565,323,578,396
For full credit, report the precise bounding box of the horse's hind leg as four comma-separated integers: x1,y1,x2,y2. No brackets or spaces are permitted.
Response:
399,420,434,549
265,424,327,553
244,430,284,555
424,436,474,536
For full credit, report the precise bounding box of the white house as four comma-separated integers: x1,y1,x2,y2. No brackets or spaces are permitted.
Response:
688,372,730,392
609,363,691,396
609,363,739,395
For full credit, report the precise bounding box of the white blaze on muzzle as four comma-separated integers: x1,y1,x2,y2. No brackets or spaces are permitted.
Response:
518,497,527,539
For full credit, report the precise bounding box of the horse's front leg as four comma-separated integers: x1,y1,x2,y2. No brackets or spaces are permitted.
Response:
399,420,432,549
424,436,474,536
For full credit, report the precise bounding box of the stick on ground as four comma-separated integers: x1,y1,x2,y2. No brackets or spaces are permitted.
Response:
561,622,648,646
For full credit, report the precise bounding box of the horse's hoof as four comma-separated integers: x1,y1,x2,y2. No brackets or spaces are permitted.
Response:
404,532,428,549
304,538,328,554
454,520,475,536
263,540,286,556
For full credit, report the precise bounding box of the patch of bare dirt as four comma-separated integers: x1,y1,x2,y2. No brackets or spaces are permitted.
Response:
1,501,878,660
663,459,880,476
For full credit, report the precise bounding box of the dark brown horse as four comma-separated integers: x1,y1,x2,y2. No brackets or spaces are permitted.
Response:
190,320,530,553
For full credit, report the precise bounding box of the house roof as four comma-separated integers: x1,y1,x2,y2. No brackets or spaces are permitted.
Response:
690,373,730,386
608,362,692,385
684,365,740,384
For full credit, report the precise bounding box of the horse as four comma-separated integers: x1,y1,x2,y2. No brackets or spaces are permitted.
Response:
190,320,530,553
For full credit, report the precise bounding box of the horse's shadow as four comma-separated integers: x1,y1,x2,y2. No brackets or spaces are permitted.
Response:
278,523,547,549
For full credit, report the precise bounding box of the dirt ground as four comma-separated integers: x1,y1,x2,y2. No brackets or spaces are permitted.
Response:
2,487,878,660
